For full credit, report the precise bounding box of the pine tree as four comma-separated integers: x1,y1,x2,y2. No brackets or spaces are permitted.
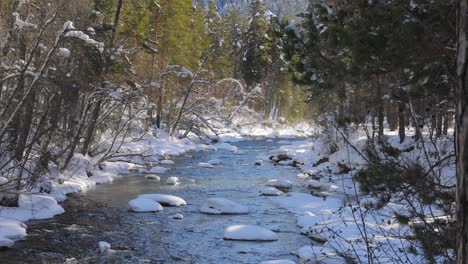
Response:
241,0,271,88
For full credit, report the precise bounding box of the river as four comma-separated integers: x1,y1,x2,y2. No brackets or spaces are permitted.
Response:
1,139,310,264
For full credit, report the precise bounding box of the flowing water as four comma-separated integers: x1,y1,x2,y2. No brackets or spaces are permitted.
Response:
0,139,310,264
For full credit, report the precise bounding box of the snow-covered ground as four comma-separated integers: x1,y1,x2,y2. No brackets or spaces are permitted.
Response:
267,127,456,263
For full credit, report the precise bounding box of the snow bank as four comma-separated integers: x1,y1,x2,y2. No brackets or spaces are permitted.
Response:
200,198,248,215
138,194,187,207
128,198,163,212
0,194,65,222
224,225,278,241
0,217,27,248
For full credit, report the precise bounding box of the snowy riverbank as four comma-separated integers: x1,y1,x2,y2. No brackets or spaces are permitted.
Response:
267,128,456,263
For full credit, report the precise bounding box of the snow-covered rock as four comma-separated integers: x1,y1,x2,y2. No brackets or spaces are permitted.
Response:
265,179,293,189
260,188,284,196
169,213,184,220
145,175,161,181
166,176,179,185
0,217,27,248
207,159,222,165
260,260,296,264
224,225,278,241
198,162,215,168
98,241,111,252
128,198,163,212
0,194,65,221
138,194,187,207
200,198,248,215
160,160,175,165
255,160,264,166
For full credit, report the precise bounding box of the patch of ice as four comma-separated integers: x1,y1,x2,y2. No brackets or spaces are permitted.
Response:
200,198,248,215
138,194,186,207
224,225,278,241
128,198,163,212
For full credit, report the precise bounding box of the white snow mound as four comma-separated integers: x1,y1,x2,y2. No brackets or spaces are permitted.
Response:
224,225,278,241
128,198,163,212
138,194,186,207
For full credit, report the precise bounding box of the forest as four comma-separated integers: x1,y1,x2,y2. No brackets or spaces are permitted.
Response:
0,0,467,264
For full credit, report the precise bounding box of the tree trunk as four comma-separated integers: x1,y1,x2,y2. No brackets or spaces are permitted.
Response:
386,101,398,131
398,100,406,144
436,100,444,138
376,75,384,139
81,100,101,155
456,0,468,262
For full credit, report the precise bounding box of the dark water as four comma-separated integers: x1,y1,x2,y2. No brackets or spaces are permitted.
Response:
0,139,309,264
